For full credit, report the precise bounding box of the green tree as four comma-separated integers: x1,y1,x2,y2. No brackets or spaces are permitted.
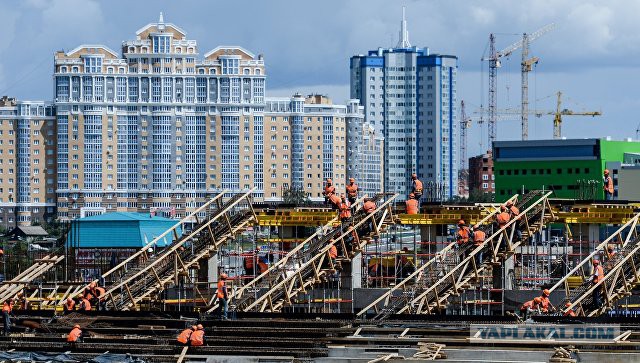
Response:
282,187,311,206
467,190,495,203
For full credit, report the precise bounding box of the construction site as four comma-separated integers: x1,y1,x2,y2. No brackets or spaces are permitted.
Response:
1,189,640,362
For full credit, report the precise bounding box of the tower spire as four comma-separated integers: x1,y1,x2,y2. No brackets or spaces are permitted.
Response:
159,12,164,23
396,6,411,48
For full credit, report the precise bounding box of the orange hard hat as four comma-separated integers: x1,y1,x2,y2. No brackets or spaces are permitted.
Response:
191,325,198,330
534,297,542,303
197,324,203,330
593,259,600,265
0,249,4,255
220,273,228,279
565,302,572,308
409,193,415,198
604,169,609,175
327,178,332,183
506,201,513,207
74,324,80,329
543,289,550,296
458,219,465,225
67,297,73,303
500,205,507,211
349,178,355,182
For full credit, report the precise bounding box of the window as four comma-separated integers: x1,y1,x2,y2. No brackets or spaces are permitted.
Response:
153,35,171,53
482,174,488,180
84,56,102,73
221,58,239,75
482,183,488,189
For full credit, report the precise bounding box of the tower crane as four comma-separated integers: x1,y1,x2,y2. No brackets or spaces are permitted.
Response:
489,91,602,139
459,100,472,172
482,23,556,145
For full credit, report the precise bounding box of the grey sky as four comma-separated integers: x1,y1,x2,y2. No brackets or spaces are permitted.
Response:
1,0,639,156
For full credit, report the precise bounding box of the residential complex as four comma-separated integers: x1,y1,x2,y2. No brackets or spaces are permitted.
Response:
350,12,458,200
493,138,640,201
0,96,57,229
468,150,494,196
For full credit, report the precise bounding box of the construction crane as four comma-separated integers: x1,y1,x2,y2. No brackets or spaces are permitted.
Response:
482,24,555,145
490,91,602,139
459,100,472,172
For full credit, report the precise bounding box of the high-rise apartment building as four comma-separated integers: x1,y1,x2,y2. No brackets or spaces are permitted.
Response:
346,100,383,198
0,96,57,229
53,15,266,220
350,11,458,200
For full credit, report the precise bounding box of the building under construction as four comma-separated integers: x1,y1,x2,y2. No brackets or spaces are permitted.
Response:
2,190,640,362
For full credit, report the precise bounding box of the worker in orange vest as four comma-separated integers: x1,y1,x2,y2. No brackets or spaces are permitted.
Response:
539,289,554,313
339,194,352,223
328,243,338,270
95,286,106,311
405,193,419,215
603,169,614,200
217,273,229,320
472,225,486,266
189,324,205,346
67,324,83,347
590,259,604,307
79,297,91,311
63,297,76,314
346,178,358,205
363,198,377,234
520,297,542,319
329,192,342,210
456,220,472,261
496,205,511,229
506,201,522,241
84,281,97,301
411,173,423,200
563,302,577,317
177,325,196,345
2,298,13,335
323,178,336,206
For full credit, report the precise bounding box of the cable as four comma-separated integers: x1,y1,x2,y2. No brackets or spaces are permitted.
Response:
0,54,51,96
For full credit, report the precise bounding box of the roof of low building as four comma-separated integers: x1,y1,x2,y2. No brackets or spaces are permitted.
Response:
14,226,48,236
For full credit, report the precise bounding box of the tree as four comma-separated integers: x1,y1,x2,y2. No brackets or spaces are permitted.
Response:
282,187,311,206
467,190,495,203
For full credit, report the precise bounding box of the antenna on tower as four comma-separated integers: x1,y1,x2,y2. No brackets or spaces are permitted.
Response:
159,12,164,23
397,7,411,48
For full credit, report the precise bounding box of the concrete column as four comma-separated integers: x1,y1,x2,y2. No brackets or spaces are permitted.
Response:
207,253,218,289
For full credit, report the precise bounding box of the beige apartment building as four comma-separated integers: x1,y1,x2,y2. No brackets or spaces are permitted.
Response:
0,96,56,229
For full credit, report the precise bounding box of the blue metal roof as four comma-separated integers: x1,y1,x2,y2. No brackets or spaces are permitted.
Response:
66,212,181,248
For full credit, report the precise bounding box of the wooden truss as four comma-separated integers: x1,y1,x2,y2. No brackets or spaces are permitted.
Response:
80,189,257,311
237,194,398,313
0,255,64,304
553,212,640,317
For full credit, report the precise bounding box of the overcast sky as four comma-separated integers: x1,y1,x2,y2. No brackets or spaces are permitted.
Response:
1,0,639,156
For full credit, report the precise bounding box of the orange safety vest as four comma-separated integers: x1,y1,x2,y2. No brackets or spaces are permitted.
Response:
329,193,342,207
473,230,486,246
346,183,358,198
244,255,254,269
405,199,419,214
328,245,338,259
67,327,82,342
324,185,335,196
80,298,91,311
64,300,75,311
593,265,604,284
520,300,538,312
216,280,226,299
339,202,351,219
177,328,193,344
258,261,268,273
603,176,613,194
509,206,520,219
413,179,423,193
363,201,376,214
189,329,204,346
2,302,11,313
457,226,471,244
540,296,551,310
497,212,511,226
564,309,577,317
96,287,106,301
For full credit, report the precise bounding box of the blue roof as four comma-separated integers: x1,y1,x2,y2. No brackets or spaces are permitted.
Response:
66,212,181,248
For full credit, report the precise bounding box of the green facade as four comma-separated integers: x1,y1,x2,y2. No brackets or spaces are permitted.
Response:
494,139,640,202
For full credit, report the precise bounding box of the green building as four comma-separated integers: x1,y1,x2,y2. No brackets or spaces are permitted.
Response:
493,138,640,201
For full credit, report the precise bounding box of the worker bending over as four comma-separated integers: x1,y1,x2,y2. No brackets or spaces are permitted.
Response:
520,297,543,319
67,324,83,347
346,178,358,206
539,289,554,313
63,297,75,314
177,325,197,346
405,193,419,215
563,302,577,317
411,174,423,200
189,324,205,346
603,169,614,200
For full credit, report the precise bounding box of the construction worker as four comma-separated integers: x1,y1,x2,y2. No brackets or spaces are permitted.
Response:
95,286,106,311
244,248,259,276
496,205,511,229
539,289,554,313
67,324,83,347
189,324,205,346
506,201,522,241
520,297,543,319
339,194,352,223
590,259,604,308
217,273,229,320
405,193,419,215
328,242,338,270
323,178,336,206
411,173,423,200
2,298,13,335
456,220,472,261
472,225,486,265
563,302,577,317
177,325,196,346
79,297,91,311
63,297,76,313
346,178,358,205
603,169,614,200
363,198,377,234
84,281,97,301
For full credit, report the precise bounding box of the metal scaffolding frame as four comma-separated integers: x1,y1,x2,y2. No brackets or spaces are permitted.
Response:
0,255,64,304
